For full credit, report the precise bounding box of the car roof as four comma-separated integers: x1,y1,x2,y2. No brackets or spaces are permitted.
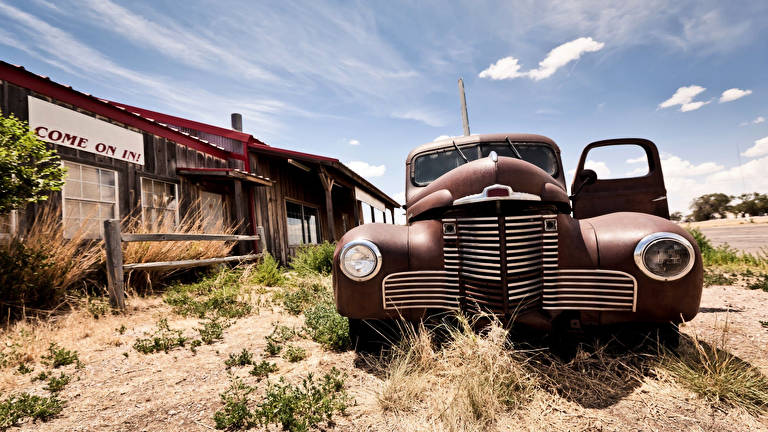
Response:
406,133,560,164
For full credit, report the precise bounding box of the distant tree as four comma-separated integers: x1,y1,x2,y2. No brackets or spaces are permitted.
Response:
0,112,65,214
689,193,732,222
732,192,768,217
669,211,683,222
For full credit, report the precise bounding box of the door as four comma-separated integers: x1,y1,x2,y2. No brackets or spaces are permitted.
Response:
571,138,669,219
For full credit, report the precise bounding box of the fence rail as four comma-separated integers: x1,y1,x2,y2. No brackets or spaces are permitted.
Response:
103,219,267,309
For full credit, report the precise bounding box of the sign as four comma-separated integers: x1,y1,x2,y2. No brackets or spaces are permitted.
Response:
28,96,144,165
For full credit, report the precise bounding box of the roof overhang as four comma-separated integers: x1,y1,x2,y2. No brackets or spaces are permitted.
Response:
177,167,272,186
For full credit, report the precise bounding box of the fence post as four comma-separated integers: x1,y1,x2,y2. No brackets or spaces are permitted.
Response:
257,226,268,256
103,219,126,310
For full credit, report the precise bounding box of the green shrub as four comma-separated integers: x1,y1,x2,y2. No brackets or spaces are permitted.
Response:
254,368,350,432
304,303,350,351
16,364,32,375
687,227,713,254
0,240,55,315
225,349,255,368
42,343,81,369
197,316,229,345
748,274,768,292
213,377,256,430
290,242,335,275
265,339,283,356
44,373,71,393
686,228,768,270
252,254,284,287
283,345,307,363
0,393,63,428
276,280,332,316
133,318,188,354
32,371,49,382
165,268,251,319
250,361,278,380
703,269,735,287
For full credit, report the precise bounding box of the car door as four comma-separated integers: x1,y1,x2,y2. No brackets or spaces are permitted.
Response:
571,138,669,219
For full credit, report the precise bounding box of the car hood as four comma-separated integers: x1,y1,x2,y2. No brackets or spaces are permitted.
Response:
406,156,569,221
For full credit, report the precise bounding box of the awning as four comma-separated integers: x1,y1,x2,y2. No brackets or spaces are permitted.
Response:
176,167,273,186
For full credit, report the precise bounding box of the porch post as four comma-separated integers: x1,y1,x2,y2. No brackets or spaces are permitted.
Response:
318,167,336,241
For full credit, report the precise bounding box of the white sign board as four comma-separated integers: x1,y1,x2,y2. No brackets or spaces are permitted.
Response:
28,96,144,165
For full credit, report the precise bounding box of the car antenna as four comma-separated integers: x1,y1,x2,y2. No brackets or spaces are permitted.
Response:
505,136,522,159
452,140,468,163
458,78,470,136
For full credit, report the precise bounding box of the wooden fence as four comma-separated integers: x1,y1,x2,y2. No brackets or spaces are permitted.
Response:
103,219,267,309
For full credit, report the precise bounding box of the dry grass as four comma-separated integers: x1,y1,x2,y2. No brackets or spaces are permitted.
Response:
122,200,239,291
378,315,539,431
662,318,768,414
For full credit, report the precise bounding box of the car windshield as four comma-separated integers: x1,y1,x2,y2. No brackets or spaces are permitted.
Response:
412,142,558,186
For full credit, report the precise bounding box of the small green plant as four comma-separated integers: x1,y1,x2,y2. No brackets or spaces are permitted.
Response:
290,242,335,275
43,373,71,393
276,281,331,316
748,273,768,292
164,268,252,319
32,371,50,382
213,377,257,430
197,316,229,345
0,393,63,428
252,253,284,287
133,318,188,354
16,363,32,375
760,321,768,328
254,368,350,432
42,343,81,369
304,303,350,351
250,360,278,380
703,269,735,287
269,325,296,343
265,339,283,356
116,325,127,335
225,349,255,368
283,345,307,363
86,297,111,319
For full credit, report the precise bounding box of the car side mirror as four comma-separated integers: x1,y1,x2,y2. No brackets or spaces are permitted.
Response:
570,169,597,199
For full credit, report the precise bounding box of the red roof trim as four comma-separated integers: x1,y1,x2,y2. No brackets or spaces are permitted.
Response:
247,141,338,163
0,61,231,160
107,101,260,144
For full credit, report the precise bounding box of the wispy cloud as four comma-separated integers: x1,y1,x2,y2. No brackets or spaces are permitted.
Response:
742,136,768,158
658,85,709,112
348,139,360,146
479,37,605,81
391,109,446,127
719,88,752,103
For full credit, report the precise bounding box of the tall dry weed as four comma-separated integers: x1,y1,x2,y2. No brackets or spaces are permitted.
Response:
122,199,238,291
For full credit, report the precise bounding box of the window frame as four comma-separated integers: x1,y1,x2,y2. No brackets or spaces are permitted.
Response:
285,199,322,246
140,177,180,227
60,160,119,239
0,210,18,240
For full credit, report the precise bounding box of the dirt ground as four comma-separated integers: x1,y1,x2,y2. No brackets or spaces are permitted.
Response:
3,282,768,432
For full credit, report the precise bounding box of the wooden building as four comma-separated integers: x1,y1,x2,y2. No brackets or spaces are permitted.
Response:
0,62,399,263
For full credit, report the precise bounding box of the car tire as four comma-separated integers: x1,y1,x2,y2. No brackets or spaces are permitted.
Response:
348,318,398,352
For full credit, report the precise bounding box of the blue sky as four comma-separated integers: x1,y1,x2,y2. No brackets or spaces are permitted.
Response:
1,0,767,217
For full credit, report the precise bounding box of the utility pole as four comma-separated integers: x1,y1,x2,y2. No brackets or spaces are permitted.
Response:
458,78,470,137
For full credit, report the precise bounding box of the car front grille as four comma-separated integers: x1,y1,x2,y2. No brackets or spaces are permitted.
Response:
381,214,637,314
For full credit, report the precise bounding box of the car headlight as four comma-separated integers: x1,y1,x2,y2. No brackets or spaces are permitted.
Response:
634,232,695,281
339,239,382,281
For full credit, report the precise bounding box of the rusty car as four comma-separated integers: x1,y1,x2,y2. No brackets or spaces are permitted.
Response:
332,133,703,347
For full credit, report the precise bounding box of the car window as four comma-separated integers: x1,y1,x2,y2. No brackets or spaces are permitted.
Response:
479,143,559,177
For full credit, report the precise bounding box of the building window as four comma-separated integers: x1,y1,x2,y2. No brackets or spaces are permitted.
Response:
141,178,179,228
62,161,118,239
386,209,393,224
361,202,373,224
374,208,385,223
286,201,320,246
200,191,226,232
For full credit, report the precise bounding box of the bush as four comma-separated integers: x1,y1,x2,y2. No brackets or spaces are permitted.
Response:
133,318,188,354
0,205,102,319
44,373,71,393
254,368,350,432
42,343,81,369
304,303,350,351
225,349,255,368
282,345,307,363
0,111,65,214
0,393,63,428
252,253,284,287
290,242,335,275
250,361,278,380
213,377,256,430
275,279,331,315
164,268,252,319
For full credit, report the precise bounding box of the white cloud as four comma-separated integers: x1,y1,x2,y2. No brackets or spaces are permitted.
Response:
626,155,647,163
479,37,604,81
433,135,453,141
660,155,723,177
754,116,766,124
348,139,360,146
658,85,709,111
391,109,445,127
346,161,386,178
719,88,752,103
742,136,768,158
391,192,405,205
704,155,768,196
568,160,611,179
